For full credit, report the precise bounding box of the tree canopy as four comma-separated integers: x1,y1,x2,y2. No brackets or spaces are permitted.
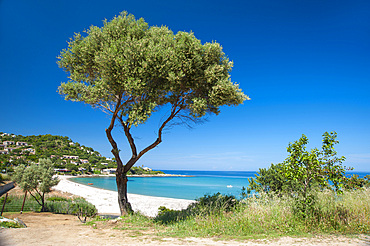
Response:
58,11,248,127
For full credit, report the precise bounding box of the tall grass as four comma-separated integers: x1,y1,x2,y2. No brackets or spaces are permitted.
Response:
117,188,370,239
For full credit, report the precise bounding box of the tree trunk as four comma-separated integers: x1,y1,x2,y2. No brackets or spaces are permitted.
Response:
40,194,47,212
116,171,133,215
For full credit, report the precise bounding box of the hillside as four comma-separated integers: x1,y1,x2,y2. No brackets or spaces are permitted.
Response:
0,132,114,174
0,132,163,176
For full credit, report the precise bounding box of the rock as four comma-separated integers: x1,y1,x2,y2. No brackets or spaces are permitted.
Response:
14,218,27,228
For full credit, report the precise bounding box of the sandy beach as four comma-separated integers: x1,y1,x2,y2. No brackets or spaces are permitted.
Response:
53,175,194,217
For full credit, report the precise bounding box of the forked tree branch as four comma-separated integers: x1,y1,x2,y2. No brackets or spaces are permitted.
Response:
121,103,184,173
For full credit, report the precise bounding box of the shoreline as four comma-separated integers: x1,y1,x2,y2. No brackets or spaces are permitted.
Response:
53,175,194,217
73,173,194,178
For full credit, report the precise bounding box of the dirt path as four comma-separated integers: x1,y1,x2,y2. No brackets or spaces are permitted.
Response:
1,212,369,246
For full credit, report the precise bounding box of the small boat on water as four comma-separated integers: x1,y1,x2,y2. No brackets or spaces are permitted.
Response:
227,185,233,188
87,183,93,185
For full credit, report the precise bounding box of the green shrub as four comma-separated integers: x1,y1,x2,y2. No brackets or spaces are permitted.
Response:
195,193,239,213
155,193,240,224
44,197,97,222
45,200,74,214
70,198,97,223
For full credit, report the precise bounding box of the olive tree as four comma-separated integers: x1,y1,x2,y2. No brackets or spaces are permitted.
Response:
58,12,248,215
12,158,59,212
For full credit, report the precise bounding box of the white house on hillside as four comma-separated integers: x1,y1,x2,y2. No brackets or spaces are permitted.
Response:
63,155,79,159
16,142,28,146
22,148,36,155
3,141,15,146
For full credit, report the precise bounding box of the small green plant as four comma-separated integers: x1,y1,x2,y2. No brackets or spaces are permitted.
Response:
70,198,97,223
0,221,24,228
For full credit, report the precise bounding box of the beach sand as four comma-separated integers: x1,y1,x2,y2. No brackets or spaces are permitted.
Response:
53,175,194,217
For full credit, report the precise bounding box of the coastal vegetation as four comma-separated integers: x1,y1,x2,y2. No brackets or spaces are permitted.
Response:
57,11,248,215
83,188,369,239
94,132,369,238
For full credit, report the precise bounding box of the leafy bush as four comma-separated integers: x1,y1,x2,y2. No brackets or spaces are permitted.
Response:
248,132,348,218
194,193,239,213
155,193,239,224
70,198,97,223
343,174,370,190
44,197,97,222
45,200,74,214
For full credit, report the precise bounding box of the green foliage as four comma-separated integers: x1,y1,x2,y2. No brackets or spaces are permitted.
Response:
283,132,346,194
343,174,370,190
128,166,164,175
195,193,239,213
47,196,68,202
0,220,24,228
114,188,370,238
12,158,59,211
247,163,298,195
0,196,11,204
43,196,98,223
70,198,98,223
155,193,239,224
58,12,248,124
65,163,78,172
248,132,347,218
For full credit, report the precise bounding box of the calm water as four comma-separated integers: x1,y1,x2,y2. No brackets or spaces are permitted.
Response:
71,170,370,200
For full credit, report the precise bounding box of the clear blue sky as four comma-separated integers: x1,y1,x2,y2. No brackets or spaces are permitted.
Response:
1,0,369,171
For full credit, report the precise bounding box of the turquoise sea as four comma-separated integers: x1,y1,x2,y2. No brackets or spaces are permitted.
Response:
71,170,370,200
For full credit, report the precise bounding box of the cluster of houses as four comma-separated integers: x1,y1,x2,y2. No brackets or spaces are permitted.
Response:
0,141,36,155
